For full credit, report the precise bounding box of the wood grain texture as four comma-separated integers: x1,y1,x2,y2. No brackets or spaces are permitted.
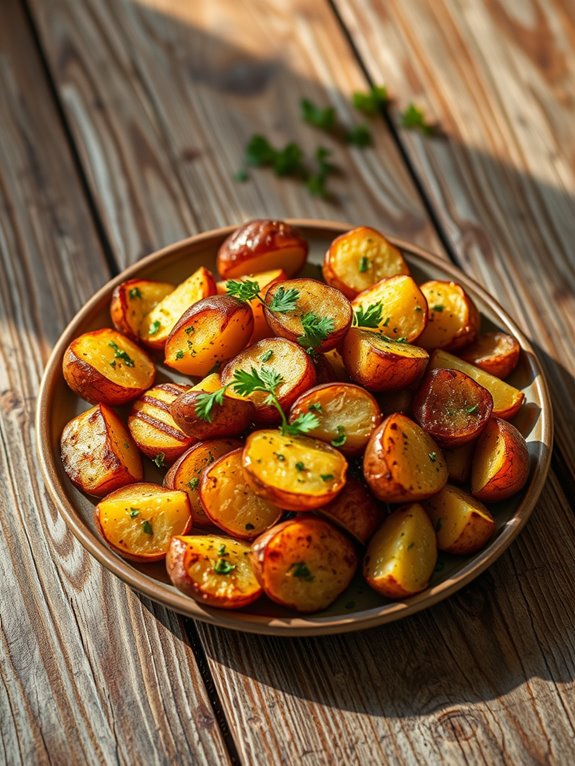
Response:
0,3,231,763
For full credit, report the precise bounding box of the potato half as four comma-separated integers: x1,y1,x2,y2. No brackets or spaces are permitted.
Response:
424,485,495,555
110,278,175,341
217,268,287,343
316,475,384,545
351,275,428,342
471,418,530,502
417,280,480,351
460,332,520,379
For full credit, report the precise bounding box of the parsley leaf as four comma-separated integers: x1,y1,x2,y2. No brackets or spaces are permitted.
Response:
129,508,140,518
307,146,337,199
129,287,142,299
233,168,249,182
141,520,153,535
358,255,370,273
353,302,383,328
352,85,389,114
244,135,307,177
260,349,273,363
195,386,228,422
428,451,437,463
188,478,200,491
467,404,479,415
231,366,283,398
432,304,444,312
267,286,300,313
108,341,135,367
295,461,306,472
175,350,185,359
320,473,335,482
308,402,323,414
244,134,276,166
283,411,320,437
148,320,161,336
225,279,261,303
331,425,347,447
214,558,236,575
300,98,336,131
153,453,166,468
400,103,434,135
298,312,336,349
345,124,372,147
289,562,314,581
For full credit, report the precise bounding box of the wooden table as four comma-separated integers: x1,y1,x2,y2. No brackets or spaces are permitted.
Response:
2,1,575,763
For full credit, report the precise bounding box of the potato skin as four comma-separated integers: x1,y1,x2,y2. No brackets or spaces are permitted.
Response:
418,280,480,351
316,475,384,545
424,485,495,555
443,442,474,484
218,268,287,344
471,418,530,502
170,388,255,440
110,278,174,340
460,332,520,379
217,220,308,279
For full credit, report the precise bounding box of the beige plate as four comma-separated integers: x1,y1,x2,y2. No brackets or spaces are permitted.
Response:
36,220,553,636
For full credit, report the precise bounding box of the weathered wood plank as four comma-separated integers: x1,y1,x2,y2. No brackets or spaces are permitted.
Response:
0,2,231,763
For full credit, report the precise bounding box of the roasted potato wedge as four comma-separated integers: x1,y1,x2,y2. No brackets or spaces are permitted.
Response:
164,439,242,527
128,383,194,465
417,280,480,351
316,476,384,545
425,485,495,555
61,404,143,496
170,386,254,441
139,266,217,349
250,517,357,612
289,382,382,456
460,331,520,379
352,275,428,342
96,482,192,562
322,226,409,298
364,503,437,598
443,442,474,484
471,418,529,502
221,338,316,424
263,278,352,353
164,295,253,376
413,368,493,447
341,328,429,392
110,278,175,341
217,268,287,343
167,535,263,608
62,328,155,406
200,449,282,539
243,430,347,511
363,414,448,502
429,349,525,419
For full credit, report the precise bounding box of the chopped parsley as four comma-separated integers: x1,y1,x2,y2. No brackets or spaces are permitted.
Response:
175,350,185,360
275,453,286,462
320,473,335,482
300,98,336,131
358,255,370,273
214,558,236,575
428,452,437,463
331,425,347,448
153,453,166,469
308,402,323,414
400,103,434,135
345,124,372,147
108,341,135,367
141,520,153,535
260,349,274,363
353,302,383,328
218,544,228,556
129,287,142,299
352,84,389,115
245,523,255,531
268,286,300,313
432,304,444,312
148,320,162,336
129,508,140,518
289,562,314,581
295,461,306,472
188,478,199,491
467,404,479,414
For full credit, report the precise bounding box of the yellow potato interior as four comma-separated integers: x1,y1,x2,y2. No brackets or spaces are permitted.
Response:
384,415,448,496
225,247,303,278
121,281,174,335
417,281,470,348
352,275,427,341
364,333,430,360
425,485,494,550
181,536,260,601
74,329,154,388
471,420,506,493
329,228,408,293
103,407,142,479
192,373,222,393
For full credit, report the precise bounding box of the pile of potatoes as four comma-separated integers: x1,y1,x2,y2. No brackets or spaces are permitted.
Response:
60,220,529,613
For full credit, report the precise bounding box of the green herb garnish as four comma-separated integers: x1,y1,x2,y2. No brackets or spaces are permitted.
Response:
289,562,314,581
153,453,166,468
308,402,323,414
175,350,185,359
148,320,161,336
467,404,479,414
275,453,286,462
141,520,153,535
129,508,140,518
345,124,372,147
214,558,236,575
295,461,306,472
432,304,444,312
300,98,336,131
320,473,335,482
225,279,262,303
233,168,249,182
352,85,389,115
298,312,336,349
268,286,300,313
428,452,437,463
129,287,142,299
260,349,274,363
108,341,135,367
400,103,434,135
331,425,347,448
358,256,370,273
353,302,383,328
195,387,228,423
188,478,199,491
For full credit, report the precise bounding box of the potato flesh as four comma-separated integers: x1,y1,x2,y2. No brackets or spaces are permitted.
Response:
112,280,174,337
388,418,447,496
471,420,505,492
417,281,476,349
352,275,427,341
460,332,520,378
218,269,286,343
181,536,261,602
222,248,304,279
73,329,154,388
129,384,192,458
425,485,494,553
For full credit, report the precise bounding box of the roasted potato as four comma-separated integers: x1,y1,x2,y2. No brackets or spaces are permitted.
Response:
61,404,143,496
364,503,437,599
167,535,263,608
217,219,308,279
425,485,495,555
471,418,529,502
110,278,175,341
62,328,156,406
460,331,520,379
289,382,382,456
217,268,287,343
351,275,428,342
243,430,347,511
250,517,358,612
128,383,194,465
139,266,216,349
341,328,429,392
412,368,493,447
170,381,254,441
322,226,409,298
417,280,480,351
322,348,350,381
220,338,316,424
443,441,474,484
164,295,253,376
164,439,242,527
263,278,352,353
96,482,192,562
316,476,384,545
429,349,525,419
363,413,448,502
313,354,339,384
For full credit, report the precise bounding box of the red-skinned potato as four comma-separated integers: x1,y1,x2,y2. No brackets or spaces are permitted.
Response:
289,382,382,456
460,332,521,379
164,439,242,527
443,442,475,484
61,404,143,496
167,535,263,608
425,485,495,555
363,414,448,502
220,338,316,424
471,418,529,502
263,278,352,353
170,385,254,441
417,280,480,351
110,279,175,341
322,226,409,298
243,430,347,511
217,268,287,343
164,294,253,376
412,368,493,447
352,275,428,342
341,328,429,392
316,476,384,545
217,219,308,279
250,517,358,613
62,328,155,406
96,483,192,562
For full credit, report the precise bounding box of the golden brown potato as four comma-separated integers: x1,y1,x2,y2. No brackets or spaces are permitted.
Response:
96,483,192,562
128,383,195,465
62,328,156,406
322,348,350,381
425,485,495,555
289,382,382,456
170,386,254,441
220,338,316,424
250,517,358,612
412,368,493,447
417,280,480,351
139,266,217,350
460,332,521,379
363,414,448,502
351,275,428,342
263,278,352,352
341,328,429,392
429,349,525,419
443,442,474,484
322,226,409,298
167,535,263,608
200,449,283,539
164,295,253,376
243,430,347,511
163,439,242,527
61,404,143,496
217,268,287,343
217,219,308,279
316,476,384,545
110,278,175,341
364,503,437,599
471,418,529,502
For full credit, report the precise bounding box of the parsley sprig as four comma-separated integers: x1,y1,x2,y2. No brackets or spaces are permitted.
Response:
353,302,383,328
299,313,336,349
352,85,389,115
400,103,435,135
